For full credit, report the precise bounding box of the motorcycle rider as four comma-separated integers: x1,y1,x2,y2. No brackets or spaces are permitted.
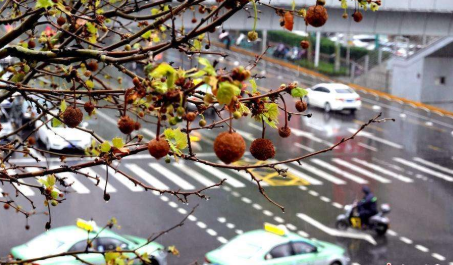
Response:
357,186,378,227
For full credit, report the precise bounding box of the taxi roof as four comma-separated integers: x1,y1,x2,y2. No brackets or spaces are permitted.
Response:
40,225,120,245
229,229,305,250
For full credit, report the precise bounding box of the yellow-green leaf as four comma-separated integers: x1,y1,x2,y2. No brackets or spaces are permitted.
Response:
290,87,308,98
173,128,188,150
217,82,239,105
47,174,56,186
112,137,124,148
60,100,67,112
100,141,111,152
52,118,62,127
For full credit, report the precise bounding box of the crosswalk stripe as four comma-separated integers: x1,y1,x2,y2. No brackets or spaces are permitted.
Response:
311,159,368,184
100,168,143,192
293,162,346,185
173,162,217,187
195,163,246,188
285,164,323,185
332,159,391,183
393,158,453,182
219,160,269,187
295,143,315,152
125,164,170,190
149,163,196,190
58,173,91,194
7,170,35,196
413,157,453,175
351,158,413,183
79,168,117,193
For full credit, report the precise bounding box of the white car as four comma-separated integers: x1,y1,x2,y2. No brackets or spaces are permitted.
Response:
306,83,361,114
35,114,91,150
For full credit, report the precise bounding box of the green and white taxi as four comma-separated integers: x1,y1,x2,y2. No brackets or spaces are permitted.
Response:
204,223,349,265
10,219,167,265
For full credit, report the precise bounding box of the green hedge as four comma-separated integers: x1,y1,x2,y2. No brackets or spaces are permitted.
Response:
297,59,348,76
267,31,369,60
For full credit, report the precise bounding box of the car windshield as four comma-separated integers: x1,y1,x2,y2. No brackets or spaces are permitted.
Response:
26,233,65,255
221,240,262,259
0,114,8,123
335,88,354,94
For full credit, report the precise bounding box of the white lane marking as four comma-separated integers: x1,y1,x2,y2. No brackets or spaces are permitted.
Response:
263,210,273,216
100,167,143,192
432,253,446,261
348,128,403,149
293,162,346,185
285,165,323,185
226,223,235,229
414,157,453,175
415,244,429,252
229,168,269,186
332,202,343,209
311,159,368,184
149,163,195,190
357,142,378,152
393,158,453,182
241,197,252,204
253,203,262,210
231,191,240,197
197,221,207,229
8,170,35,196
291,127,335,147
168,201,178,208
79,168,117,193
352,158,413,183
274,216,285,223
295,143,315,152
223,186,231,191
177,208,187,215
320,196,331,202
141,128,156,138
297,213,377,245
298,231,309,237
217,217,226,223
29,149,45,161
309,190,319,197
173,162,217,187
234,128,255,141
0,186,3,197
305,122,324,132
332,159,391,183
160,196,168,202
195,163,246,188
217,237,228,244
387,229,398,236
400,237,413,244
125,164,169,190
236,229,243,234
206,229,217,236
286,224,297,231
188,215,197,221
299,186,308,191
58,173,90,194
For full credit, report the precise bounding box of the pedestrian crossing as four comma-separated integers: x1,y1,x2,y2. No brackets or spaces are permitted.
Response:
2,156,453,196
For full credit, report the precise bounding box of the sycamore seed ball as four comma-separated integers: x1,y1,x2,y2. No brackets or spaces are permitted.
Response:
295,100,308,112
278,127,291,138
62,106,83,128
306,5,328,28
214,132,246,164
250,138,275,161
148,138,170,159
117,115,135,135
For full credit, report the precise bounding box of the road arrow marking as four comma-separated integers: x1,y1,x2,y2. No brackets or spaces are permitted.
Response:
347,128,403,149
296,213,377,245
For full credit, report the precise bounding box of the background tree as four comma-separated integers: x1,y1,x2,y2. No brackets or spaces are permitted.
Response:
0,0,384,263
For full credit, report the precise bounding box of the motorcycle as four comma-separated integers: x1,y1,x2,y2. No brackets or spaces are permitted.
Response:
335,203,391,236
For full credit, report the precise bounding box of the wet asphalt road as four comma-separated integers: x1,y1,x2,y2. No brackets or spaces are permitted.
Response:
1,47,453,265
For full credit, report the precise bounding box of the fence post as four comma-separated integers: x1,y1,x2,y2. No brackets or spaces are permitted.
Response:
364,55,370,73
314,31,321,68
350,62,356,82
378,48,383,64
261,30,267,54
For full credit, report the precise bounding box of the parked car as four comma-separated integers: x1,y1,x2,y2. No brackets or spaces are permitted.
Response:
204,223,349,265
10,219,167,265
0,108,14,142
35,113,91,150
305,83,361,114
187,84,217,116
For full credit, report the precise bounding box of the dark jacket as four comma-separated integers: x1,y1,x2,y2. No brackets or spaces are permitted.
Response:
357,187,378,215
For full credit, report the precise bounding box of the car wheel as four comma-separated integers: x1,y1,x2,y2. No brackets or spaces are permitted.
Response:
324,102,331,113
335,220,348,231
350,109,357,115
330,261,342,265
141,258,159,265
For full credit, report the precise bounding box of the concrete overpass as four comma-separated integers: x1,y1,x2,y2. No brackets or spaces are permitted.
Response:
188,0,453,36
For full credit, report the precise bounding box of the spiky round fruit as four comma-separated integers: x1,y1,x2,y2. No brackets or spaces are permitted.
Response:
247,31,258,42
62,106,83,128
214,132,246,164
57,16,66,26
316,0,326,6
86,61,98,72
3,203,9,210
186,112,196,122
27,136,36,145
278,127,291,138
199,119,207,127
28,40,36,49
117,116,135,134
233,111,241,119
250,138,275,161
300,40,310,49
306,5,328,28
84,101,95,115
148,138,170,159
352,11,363,23
295,100,307,112
134,122,141,130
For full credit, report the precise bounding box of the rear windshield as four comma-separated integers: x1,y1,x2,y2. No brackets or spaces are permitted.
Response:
335,88,354,94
